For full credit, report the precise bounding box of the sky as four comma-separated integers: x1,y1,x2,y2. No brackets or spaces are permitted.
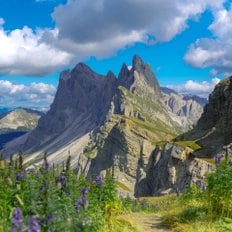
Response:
0,0,232,110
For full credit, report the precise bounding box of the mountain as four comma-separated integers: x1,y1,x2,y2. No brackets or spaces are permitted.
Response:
161,87,207,129
0,108,43,133
0,108,43,149
181,76,232,157
2,55,206,196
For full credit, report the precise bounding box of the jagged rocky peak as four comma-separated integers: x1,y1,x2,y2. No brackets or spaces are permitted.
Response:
21,62,117,153
118,55,161,97
132,55,145,70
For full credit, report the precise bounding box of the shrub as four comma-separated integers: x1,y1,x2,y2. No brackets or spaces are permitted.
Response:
206,160,232,219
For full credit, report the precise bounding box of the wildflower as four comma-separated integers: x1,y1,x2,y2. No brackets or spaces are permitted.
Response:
215,154,223,164
44,214,53,226
56,172,68,194
93,175,104,187
28,216,40,232
11,208,23,232
75,187,89,211
16,169,26,181
44,161,50,169
81,187,89,195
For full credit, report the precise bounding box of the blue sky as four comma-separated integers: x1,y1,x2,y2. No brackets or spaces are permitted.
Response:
0,0,232,109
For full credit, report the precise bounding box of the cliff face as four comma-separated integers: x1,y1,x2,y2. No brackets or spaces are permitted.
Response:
183,76,232,157
2,55,207,196
143,143,214,196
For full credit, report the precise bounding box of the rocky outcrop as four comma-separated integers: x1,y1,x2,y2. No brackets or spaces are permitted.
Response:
183,76,232,157
137,143,214,196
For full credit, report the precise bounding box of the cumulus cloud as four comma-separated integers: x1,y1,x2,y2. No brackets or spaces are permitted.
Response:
185,4,232,75
0,0,226,76
0,80,56,110
167,78,221,98
0,25,72,76
52,0,224,43
39,0,224,65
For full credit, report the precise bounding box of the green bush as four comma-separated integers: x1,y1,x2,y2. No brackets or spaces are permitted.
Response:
206,160,232,219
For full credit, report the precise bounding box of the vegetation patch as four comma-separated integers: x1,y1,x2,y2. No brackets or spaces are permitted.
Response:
174,140,202,151
116,181,132,192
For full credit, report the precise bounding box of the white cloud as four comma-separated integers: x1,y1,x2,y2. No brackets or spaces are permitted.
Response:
167,78,221,97
0,0,227,76
185,4,232,75
0,80,56,110
52,0,224,43
0,26,72,76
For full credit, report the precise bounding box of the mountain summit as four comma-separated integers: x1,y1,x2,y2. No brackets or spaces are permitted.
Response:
118,55,161,97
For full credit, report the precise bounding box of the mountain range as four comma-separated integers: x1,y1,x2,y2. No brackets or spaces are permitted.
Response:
2,55,219,196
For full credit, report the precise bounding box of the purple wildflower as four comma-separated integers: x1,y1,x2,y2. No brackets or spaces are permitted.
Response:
75,187,89,211
93,175,104,187
56,172,69,194
44,214,53,226
81,187,89,195
215,154,224,164
16,170,26,181
28,216,40,232
11,208,23,232
56,173,66,185
44,160,50,169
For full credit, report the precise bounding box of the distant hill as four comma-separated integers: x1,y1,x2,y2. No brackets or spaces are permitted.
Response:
0,108,43,149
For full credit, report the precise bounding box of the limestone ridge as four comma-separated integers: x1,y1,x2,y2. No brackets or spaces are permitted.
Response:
183,76,232,157
2,55,206,196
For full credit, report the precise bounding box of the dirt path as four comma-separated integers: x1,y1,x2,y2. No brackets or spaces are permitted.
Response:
124,212,171,232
